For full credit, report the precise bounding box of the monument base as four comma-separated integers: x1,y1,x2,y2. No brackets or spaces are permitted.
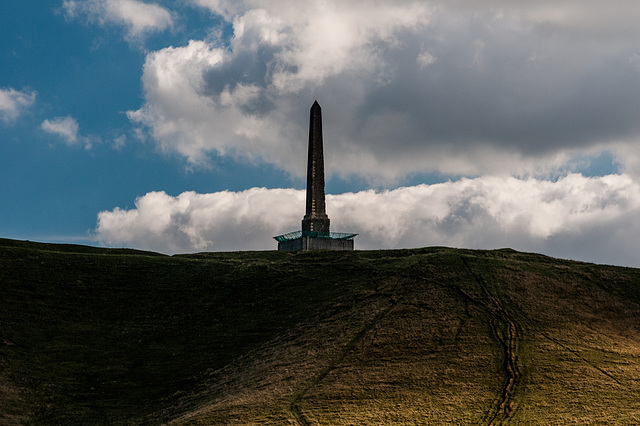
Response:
275,231,357,251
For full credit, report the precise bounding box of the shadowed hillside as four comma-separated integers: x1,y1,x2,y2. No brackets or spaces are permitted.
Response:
2,238,640,424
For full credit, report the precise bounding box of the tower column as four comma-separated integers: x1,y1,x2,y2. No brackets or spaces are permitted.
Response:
302,101,330,233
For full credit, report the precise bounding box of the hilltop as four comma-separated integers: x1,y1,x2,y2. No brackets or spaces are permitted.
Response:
2,237,640,424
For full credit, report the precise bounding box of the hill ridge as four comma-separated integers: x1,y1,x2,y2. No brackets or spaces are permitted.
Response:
2,238,640,424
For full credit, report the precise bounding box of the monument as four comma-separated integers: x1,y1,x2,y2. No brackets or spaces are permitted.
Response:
275,101,357,251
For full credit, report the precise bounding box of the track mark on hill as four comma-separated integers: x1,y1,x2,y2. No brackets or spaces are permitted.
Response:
287,300,397,425
462,258,522,425
540,332,628,389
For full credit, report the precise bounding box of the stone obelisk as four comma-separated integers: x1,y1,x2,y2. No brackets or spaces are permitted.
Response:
301,101,331,234
274,100,356,250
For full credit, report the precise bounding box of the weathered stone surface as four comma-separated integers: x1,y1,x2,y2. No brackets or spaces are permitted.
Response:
301,101,330,234
278,236,354,251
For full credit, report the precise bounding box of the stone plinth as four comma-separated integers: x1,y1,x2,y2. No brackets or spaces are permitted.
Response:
276,231,356,251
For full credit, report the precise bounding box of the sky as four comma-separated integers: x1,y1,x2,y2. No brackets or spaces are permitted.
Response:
2,1,640,267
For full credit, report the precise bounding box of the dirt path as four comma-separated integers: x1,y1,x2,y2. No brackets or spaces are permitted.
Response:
462,258,522,425
287,300,397,425
287,257,522,425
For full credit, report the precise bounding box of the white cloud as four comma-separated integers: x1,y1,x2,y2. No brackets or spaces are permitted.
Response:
113,134,127,150
96,187,304,253
0,88,36,123
95,173,640,266
417,50,436,68
128,1,434,178
127,0,640,182
191,0,241,20
41,116,79,144
63,0,174,40
41,116,97,149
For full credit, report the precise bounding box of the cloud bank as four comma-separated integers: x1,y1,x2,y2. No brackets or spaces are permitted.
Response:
126,0,640,180
95,174,640,267
0,87,36,123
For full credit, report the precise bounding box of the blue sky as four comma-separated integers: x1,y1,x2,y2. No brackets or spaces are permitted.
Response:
1,1,290,240
3,1,640,266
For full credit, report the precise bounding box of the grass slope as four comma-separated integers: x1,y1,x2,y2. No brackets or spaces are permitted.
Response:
2,238,640,424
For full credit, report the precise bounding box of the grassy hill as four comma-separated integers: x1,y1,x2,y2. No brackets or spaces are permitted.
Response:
2,237,640,424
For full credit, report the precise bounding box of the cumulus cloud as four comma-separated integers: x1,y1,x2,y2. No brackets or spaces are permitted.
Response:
95,173,640,266
96,187,303,253
41,116,96,149
0,87,36,123
126,0,640,181
63,0,174,41
128,1,433,177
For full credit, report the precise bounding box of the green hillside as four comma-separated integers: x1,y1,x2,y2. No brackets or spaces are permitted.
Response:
2,237,640,424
